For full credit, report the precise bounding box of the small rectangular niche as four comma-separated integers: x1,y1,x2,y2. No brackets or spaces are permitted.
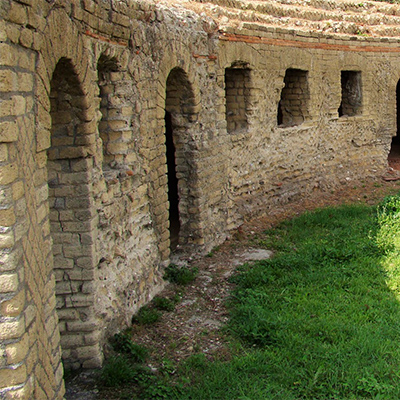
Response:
225,67,251,133
338,71,362,117
277,68,309,127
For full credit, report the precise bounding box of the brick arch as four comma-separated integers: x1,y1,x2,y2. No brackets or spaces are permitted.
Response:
36,9,98,161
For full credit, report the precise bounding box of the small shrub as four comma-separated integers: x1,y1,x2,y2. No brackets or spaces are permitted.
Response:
111,332,148,363
100,355,136,387
153,296,175,312
141,380,183,399
163,264,198,285
132,305,161,325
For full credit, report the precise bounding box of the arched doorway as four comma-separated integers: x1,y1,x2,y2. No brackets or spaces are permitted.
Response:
389,80,400,170
164,110,180,251
48,58,98,370
164,68,199,252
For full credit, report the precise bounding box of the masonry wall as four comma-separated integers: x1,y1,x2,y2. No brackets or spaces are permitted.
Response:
0,0,399,398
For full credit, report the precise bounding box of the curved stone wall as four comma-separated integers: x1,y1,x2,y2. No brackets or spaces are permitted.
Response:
0,0,399,398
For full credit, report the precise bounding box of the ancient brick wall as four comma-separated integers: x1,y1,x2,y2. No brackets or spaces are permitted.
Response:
1,0,400,398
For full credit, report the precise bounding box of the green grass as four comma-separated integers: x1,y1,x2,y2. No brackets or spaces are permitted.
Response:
131,305,161,325
174,197,400,399
163,264,198,285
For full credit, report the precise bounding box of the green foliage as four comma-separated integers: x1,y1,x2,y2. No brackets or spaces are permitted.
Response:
163,263,198,285
140,378,183,400
376,195,400,253
153,296,175,312
100,354,182,397
111,332,148,363
132,305,161,325
100,355,138,387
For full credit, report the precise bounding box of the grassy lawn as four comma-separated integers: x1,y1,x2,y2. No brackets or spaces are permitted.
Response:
99,194,400,399
175,196,400,399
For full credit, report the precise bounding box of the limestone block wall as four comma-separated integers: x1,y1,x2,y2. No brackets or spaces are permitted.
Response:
1,0,400,398
215,27,400,222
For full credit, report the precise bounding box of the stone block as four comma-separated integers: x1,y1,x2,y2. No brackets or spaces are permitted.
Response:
67,320,98,333
82,353,103,368
24,304,36,328
0,317,25,340
56,308,79,321
19,28,33,48
6,334,29,364
0,231,15,249
65,293,93,308
17,72,33,92
0,70,18,92
1,289,25,317
0,272,19,292
0,143,9,163
0,365,27,389
8,2,28,25
0,121,18,143
83,330,102,345
76,257,94,269
55,280,81,295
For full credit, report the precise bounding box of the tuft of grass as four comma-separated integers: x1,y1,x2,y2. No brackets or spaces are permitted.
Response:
132,305,161,325
100,340,182,397
111,331,149,363
163,264,198,285
100,355,139,387
153,296,175,312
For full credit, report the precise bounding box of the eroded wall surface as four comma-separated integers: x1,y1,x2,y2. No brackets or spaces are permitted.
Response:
0,0,399,398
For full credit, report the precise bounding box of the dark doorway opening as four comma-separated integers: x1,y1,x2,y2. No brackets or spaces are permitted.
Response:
277,100,283,126
165,111,180,251
389,80,400,171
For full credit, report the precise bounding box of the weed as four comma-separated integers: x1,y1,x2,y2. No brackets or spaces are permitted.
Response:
111,331,148,363
132,305,161,325
160,359,176,376
153,296,175,312
100,355,137,387
163,264,198,285
172,291,184,304
141,379,183,399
